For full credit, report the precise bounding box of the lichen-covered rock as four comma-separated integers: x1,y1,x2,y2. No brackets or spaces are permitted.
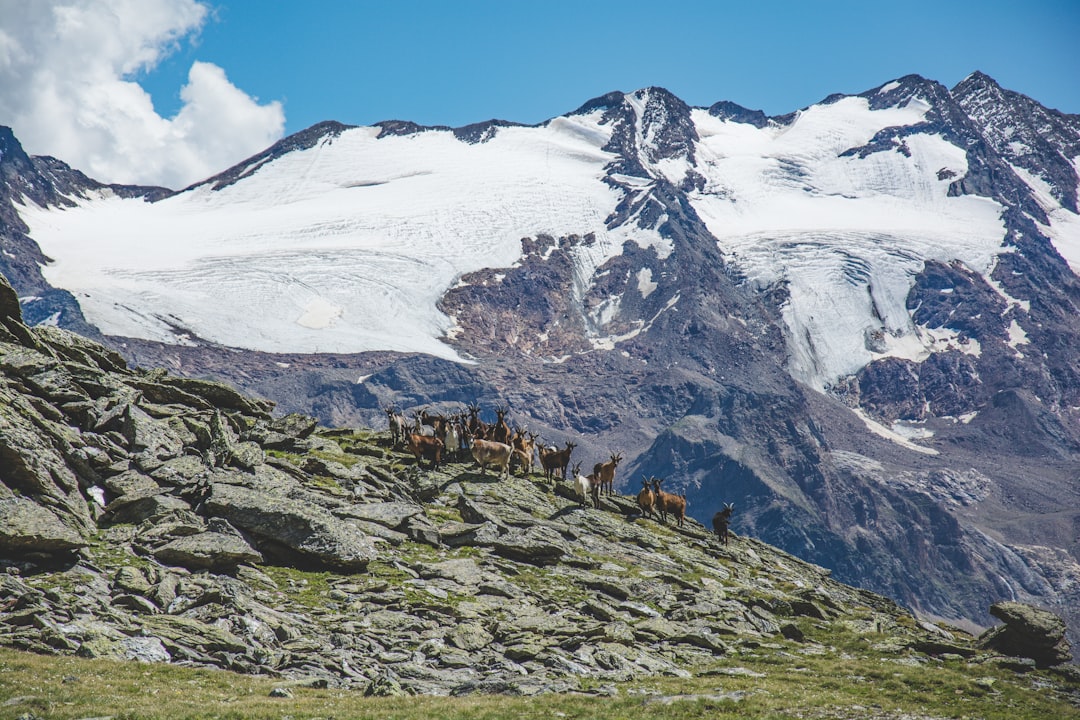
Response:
143,615,248,654
0,496,87,553
202,482,378,570
978,601,1072,667
153,530,264,570
0,388,94,533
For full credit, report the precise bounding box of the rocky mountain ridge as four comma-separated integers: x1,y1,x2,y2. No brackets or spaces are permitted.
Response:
1,270,1077,705
1,71,1079,662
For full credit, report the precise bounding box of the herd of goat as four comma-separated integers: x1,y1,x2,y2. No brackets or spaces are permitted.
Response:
384,404,736,544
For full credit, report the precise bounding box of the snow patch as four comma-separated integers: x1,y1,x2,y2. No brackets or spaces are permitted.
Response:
1007,319,1029,354
636,268,658,298
852,409,939,455
295,297,342,329
34,311,61,327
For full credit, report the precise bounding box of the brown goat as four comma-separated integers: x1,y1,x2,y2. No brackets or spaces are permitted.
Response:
651,477,687,527
406,432,443,470
491,405,512,445
466,404,488,439
592,451,623,496
510,429,537,476
636,476,656,519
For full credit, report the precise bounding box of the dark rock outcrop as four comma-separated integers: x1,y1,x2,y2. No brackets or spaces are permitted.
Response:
979,601,1073,667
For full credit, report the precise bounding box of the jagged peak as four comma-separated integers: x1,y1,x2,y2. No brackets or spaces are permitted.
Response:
860,74,951,112
570,90,626,116
951,71,1008,103
375,119,451,138
706,101,770,129
0,126,32,168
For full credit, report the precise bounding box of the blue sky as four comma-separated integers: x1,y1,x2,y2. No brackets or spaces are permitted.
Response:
145,0,1080,133
1,0,1076,188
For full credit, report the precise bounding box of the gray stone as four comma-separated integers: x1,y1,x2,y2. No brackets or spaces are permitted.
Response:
0,497,87,553
143,615,248,653
103,491,190,524
448,622,493,651
978,601,1072,667
153,530,264,570
202,482,378,570
120,404,185,458
0,390,94,533
269,413,319,439
103,470,160,497
114,566,152,595
344,501,423,529
439,521,501,547
422,558,486,587
485,525,568,565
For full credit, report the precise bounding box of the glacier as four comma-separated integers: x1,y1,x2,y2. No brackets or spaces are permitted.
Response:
16,86,1079,391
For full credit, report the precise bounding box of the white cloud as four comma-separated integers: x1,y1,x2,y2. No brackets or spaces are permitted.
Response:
0,0,285,189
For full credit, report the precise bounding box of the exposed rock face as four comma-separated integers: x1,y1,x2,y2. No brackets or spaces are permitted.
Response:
0,496,87,554
979,601,1073,667
202,482,378,570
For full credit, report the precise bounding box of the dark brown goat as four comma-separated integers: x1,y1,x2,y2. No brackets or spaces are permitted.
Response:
491,405,512,445
712,503,735,545
540,440,576,483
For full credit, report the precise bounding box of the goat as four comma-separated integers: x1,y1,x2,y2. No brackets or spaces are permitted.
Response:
384,406,407,448
712,503,735,545
411,410,437,437
636,476,656,519
651,477,687,527
491,405,512,445
510,429,537,476
592,451,623,496
466,403,488,439
445,418,462,462
470,438,513,479
539,440,576,483
570,462,599,509
406,432,444,470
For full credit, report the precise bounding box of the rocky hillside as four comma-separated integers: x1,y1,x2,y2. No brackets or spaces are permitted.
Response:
1,271,1077,710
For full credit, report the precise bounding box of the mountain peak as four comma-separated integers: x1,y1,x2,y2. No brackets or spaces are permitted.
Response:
570,90,626,116
706,100,770,128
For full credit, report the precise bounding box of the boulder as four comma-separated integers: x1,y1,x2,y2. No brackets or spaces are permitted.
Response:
484,524,568,565
978,601,1072,667
344,501,424,530
202,482,378,570
0,496,87,554
153,530,264,570
0,271,22,323
143,615,248,654
0,389,94,533
103,490,190,524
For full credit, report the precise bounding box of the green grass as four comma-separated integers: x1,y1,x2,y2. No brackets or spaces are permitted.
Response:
1,643,1077,720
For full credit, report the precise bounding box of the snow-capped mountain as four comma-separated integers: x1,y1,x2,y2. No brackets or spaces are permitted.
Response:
2,72,1080,653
